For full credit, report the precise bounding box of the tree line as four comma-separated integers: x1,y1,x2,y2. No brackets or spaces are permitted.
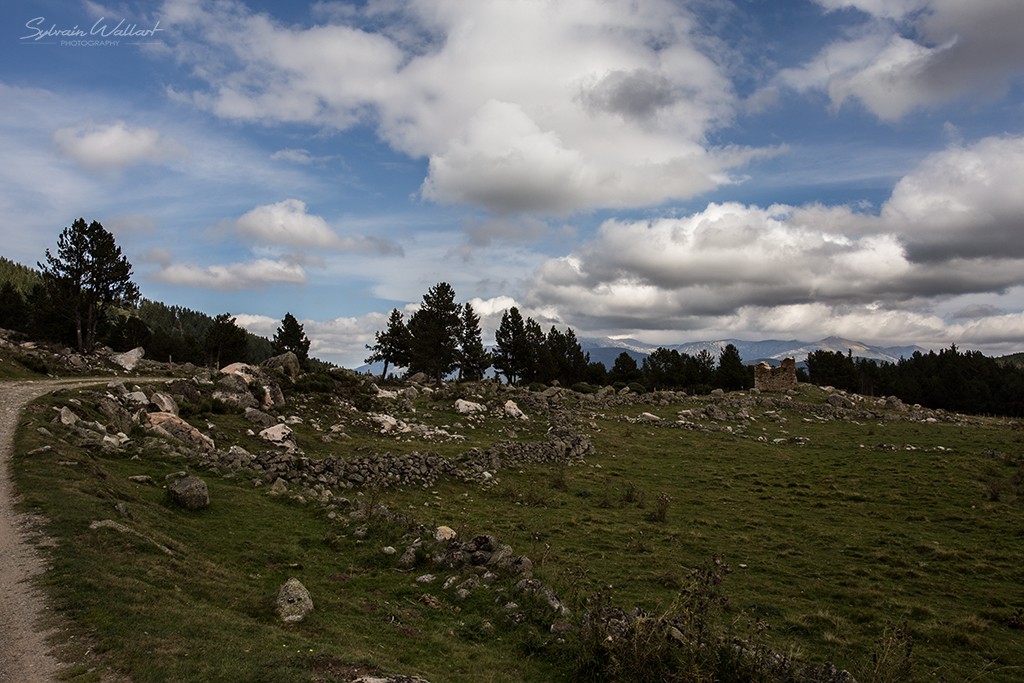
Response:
6,220,1024,416
805,347,1024,417
365,281,756,392
0,219,312,370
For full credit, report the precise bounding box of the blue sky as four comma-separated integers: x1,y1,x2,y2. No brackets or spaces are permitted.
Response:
2,0,1023,366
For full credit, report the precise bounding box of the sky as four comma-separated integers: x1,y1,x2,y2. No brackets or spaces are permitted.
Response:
2,0,1023,367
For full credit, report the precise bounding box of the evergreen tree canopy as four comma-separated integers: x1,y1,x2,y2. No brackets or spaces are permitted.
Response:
39,218,139,353
273,312,311,364
407,282,462,384
609,351,642,384
458,302,491,381
494,307,529,384
206,313,248,369
365,308,412,379
716,343,750,391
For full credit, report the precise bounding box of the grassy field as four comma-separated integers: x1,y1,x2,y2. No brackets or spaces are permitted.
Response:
11,380,1024,682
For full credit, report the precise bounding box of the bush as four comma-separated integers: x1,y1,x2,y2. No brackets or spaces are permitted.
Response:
627,381,648,394
571,382,599,394
15,352,50,375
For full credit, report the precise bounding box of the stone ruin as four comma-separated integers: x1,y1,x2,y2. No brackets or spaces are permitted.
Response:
754,357,797,392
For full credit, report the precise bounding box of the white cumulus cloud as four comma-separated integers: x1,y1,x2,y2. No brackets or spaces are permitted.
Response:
780,0,1024,120
158,0,763,214
528,135,1024,350
154,258,306,290
53,120,185,170
233,199,403,254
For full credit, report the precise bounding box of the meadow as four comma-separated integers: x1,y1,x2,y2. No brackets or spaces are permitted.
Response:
11,378,1024,682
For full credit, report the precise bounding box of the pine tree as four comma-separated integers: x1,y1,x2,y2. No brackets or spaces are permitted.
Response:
272,312,311,365
407,283,462,384
494,307,528,384
38,218,139,353
522,316,550,384
206,313,248,369
609,351,641,385
365,308,412,379
0,281,30,333
716,343,750,391
458,302,490,381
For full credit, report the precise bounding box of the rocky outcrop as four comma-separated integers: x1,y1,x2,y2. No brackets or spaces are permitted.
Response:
262,352,301,379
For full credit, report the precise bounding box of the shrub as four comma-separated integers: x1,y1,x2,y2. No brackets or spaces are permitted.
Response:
646,492,672,523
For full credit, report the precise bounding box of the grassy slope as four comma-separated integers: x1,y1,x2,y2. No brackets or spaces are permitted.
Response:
12,383,1024,682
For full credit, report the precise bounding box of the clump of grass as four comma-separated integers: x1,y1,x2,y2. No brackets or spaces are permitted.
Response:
645,492,672,523
864,620,914,683
551,462,569,491
622,480,644,507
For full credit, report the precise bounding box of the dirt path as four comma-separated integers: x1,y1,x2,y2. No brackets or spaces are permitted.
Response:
0,378,107,683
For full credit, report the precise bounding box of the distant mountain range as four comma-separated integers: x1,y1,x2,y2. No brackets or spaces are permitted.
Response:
577,336,931,368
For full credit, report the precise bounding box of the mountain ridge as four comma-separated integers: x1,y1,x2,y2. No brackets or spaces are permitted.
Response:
579,336,931,366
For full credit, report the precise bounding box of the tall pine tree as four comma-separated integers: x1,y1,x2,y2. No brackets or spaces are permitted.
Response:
458,302,490,381
407,283,462,384
494,307,529,384
365,308,412,379
39,218,139,353
272,312,311,366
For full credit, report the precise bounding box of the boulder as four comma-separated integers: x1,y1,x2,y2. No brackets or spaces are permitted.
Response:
262,352,301,379
220,362,260,383
827,394,854,409
455,399,486,414
260,423,296,448
150,391,179,416
214,373,258,409
245,407,278,428
434,525,457,542
112,347,145,371
58,406,78,426
503,400,527,420
147,412,215,451
276,577,314,623
96,397,133,433
167,475,209,510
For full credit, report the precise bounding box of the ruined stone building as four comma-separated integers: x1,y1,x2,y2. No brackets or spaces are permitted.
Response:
754,357,797,392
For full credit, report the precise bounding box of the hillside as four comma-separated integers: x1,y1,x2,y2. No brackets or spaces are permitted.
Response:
10,362,1024,682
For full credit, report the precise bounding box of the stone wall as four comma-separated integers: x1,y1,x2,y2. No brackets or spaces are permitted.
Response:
754,357,797,392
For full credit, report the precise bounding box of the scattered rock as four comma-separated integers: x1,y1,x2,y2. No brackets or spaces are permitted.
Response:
259,423,296,449
245,407,278,428
434,525,457,542
150,391,179,415
147,412,215,451
167,475,210,510
112,347,145,371
455,399,486,414
276,577,314,623
503,400,527,420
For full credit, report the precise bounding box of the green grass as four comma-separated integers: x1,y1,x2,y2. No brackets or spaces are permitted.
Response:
12,383,1024,682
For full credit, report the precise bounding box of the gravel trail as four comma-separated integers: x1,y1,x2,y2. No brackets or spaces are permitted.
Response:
0,378,105,683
